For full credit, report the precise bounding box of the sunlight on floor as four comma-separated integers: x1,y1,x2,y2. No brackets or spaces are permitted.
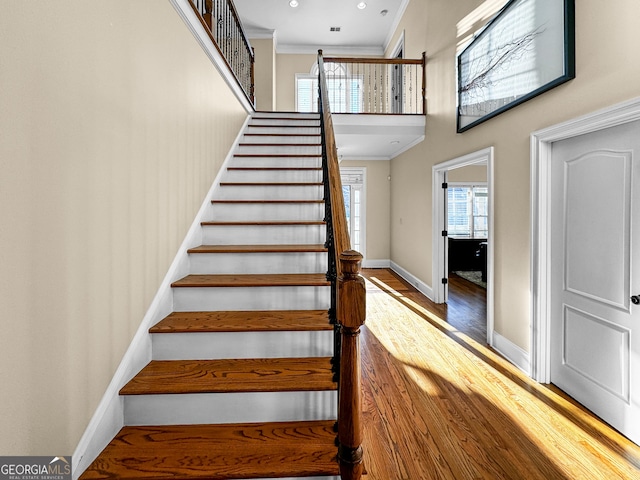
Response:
360,271,640,478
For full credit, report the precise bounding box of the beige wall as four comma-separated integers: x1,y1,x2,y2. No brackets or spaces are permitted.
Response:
387,0,640,350
448,165,487,183
0,0,246,454
252,37,276,111
341,160,391,263
275,54,316,111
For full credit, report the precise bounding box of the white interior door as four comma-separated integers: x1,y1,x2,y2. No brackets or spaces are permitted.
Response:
550,120,640,444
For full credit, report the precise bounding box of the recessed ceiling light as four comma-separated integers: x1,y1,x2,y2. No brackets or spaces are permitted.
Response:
357,2,367,9
390,140,400,145
380,9,388,16
289,0,299,7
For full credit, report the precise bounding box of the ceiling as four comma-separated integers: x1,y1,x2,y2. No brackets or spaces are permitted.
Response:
233,0,424,160
234,0,408,55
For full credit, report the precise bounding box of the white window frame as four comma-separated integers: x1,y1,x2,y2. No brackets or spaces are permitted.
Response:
340,167,366,259
296,63,363,113
447,182,488,239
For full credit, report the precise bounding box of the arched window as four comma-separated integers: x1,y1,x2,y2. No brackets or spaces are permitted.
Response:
295,62,363,113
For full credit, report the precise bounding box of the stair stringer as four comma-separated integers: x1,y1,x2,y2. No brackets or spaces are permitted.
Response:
71,115,252,479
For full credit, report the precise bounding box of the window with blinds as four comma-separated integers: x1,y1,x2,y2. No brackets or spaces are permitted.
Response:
296,74,363,113
448,184,488,238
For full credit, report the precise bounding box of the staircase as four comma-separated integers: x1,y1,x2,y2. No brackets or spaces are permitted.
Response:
80,112,342,480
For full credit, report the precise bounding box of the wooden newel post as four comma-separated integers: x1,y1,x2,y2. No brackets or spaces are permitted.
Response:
337,250,366,480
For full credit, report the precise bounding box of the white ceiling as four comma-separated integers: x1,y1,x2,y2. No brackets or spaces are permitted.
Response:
234,0,408,55
233,0,424,160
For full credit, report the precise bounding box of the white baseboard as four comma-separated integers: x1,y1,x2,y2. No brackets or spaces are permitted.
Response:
361,258,391,269
491,331,531,375
72,116,250,479
389,261,434,300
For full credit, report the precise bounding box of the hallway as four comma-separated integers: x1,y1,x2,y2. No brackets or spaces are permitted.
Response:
359,269,640,479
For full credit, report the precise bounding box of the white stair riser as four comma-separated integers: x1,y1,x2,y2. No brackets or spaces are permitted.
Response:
249,118,320,127
123,390,337,425
215,185,323,201
224,169,322,183
235,145,321,155
232,156,321,168
189,252,327,274
247,477,338,480
252,112,319,119
246,126,321,136
202,224,326,245
209,202,324,222
152,330,333,360
173,285,331,311
241,135,321,145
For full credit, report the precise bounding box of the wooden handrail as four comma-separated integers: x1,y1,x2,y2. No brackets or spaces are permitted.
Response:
321,52,426,114
188,0,255,105
318,49,366,480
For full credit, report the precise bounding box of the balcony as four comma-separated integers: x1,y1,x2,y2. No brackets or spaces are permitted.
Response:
179,0,426,160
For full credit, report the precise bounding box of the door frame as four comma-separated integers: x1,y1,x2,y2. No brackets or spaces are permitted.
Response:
432,147,495,346
530,96,640,383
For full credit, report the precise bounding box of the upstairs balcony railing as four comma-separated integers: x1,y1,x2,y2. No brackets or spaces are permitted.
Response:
321,52,426,115
189,0,255,105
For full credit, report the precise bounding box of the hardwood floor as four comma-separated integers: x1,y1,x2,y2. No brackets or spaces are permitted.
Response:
359,268,640,480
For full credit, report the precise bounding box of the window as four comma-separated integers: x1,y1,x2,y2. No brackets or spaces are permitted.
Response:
296,63,363,113
341,168,365,255
447,184,488,238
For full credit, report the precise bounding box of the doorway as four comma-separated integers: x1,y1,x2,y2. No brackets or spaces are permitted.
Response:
432,147,494,346
531,97,640,446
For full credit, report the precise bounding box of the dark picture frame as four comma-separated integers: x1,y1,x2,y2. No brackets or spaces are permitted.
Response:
456,0,575,132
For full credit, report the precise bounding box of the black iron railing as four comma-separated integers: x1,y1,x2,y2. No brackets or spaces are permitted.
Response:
190,0,255,105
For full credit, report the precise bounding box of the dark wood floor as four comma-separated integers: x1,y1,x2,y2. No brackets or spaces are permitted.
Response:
358,268,640,480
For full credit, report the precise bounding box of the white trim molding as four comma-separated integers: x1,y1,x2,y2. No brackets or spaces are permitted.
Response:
530,96,640,383
432,147,495,347
493,332,531,375
390,261,434,300
362,259,391,269
72,117,251,478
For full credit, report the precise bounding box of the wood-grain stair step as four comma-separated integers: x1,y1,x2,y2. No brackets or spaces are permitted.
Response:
171,273,330,288
187,244,327,254
120,357,337,395
150,310,332,333
227,166,322,170
220,182,323,186
201,220,325,227
79,420,339,480
211,199,324,204
233,153,321,157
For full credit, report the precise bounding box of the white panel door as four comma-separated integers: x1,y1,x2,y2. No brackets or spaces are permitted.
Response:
550,120,640,445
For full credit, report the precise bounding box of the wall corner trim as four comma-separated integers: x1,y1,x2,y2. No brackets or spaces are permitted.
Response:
390,261,434,300
492,332,531,376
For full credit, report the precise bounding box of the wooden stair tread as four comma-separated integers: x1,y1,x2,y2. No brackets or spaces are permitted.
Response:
79,420,339,480
201,220,326,226
243,133,321,137
150,310,332,333
239,142,322,147
219,181,322,186
233,153,321,157
171,273,330,288
227,166,322,170
120,357,337,395
187,244,327,253
211,199,324,203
